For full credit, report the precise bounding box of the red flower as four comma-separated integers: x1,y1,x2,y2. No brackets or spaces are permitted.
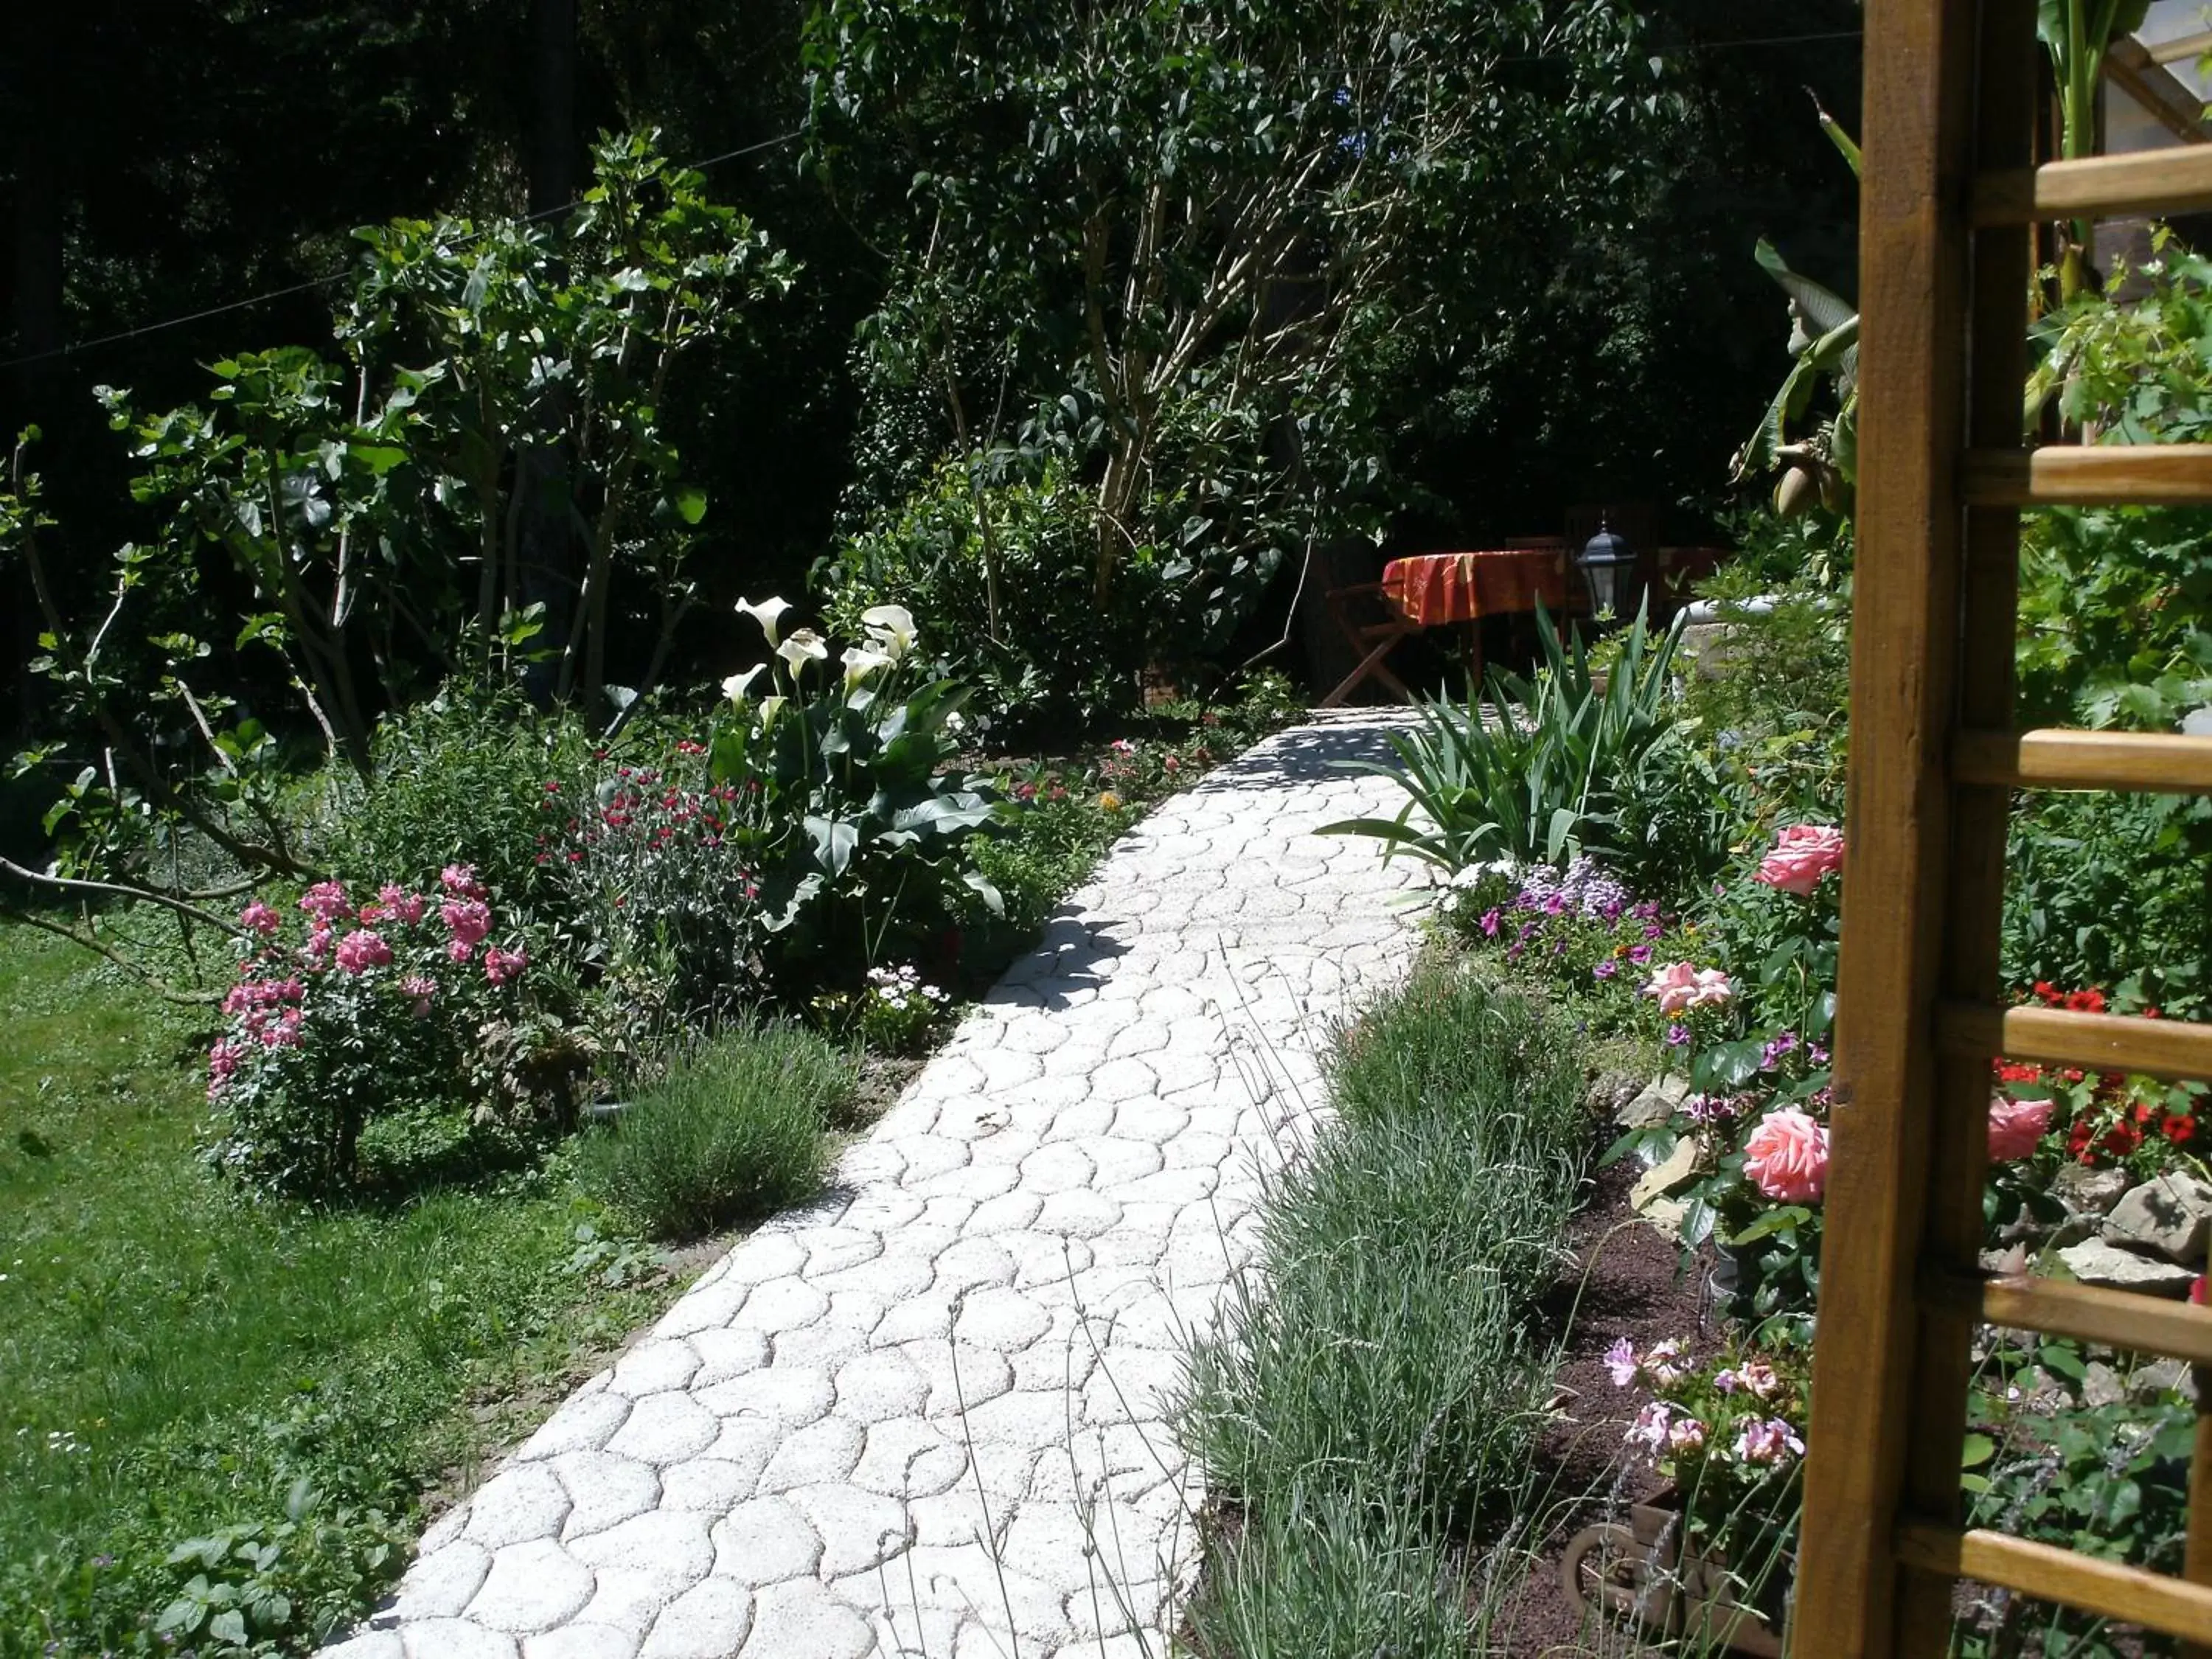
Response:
2194,1275,2208,1306
2032,981,2061,1005
2165,1114,2198,1144
2064,988,2107,1014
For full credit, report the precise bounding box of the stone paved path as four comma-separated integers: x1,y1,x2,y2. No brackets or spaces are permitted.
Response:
335,714,1425,1659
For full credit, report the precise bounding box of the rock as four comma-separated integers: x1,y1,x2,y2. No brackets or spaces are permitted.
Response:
1586,1071,1641,1119
1618,1074,1691,1130
2053,1163,2130,1217
2049,1213,2100,1250
2129,1357,2199,1403
2081,1360,2126,1408
2059,1237,2200,1297
2103,1172,2212,1264
1979,1245,2031,1277
1631,1137,1700,1215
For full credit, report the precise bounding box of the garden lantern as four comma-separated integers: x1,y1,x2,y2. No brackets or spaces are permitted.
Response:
1575,521,1639,622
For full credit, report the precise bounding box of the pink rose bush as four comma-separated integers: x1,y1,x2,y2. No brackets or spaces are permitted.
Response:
1753,823,1845,896
206,867,532,1195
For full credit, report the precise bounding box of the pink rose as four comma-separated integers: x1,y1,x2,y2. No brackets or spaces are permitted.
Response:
334,929,393,975
1742,1107,1829,1203
1641,961,1736,1015
441,863,487,900
484,945,528,987
1754,824,1846,897
240,900,282,936
1986,1094,2054,1162
448,939,476,964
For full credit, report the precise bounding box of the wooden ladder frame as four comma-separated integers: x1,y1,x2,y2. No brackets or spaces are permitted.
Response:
1795,0,2212,1649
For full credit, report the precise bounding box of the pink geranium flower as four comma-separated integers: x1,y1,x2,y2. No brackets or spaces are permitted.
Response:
240,900,282,936
1986,1094,2054,1162
1734,1417,1805,1464
1626,1402,1674,1453
1666,1416,1708,1455
1742,1107,1829,1203
441,898,491,947
1754,824,1846,896
378,883,426,925
1603,1338,1638,1388
299,881,352,923
334,929,392,975
1642,961,1736,1015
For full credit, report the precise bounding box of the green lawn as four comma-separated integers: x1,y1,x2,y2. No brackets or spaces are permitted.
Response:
0,927,681,1655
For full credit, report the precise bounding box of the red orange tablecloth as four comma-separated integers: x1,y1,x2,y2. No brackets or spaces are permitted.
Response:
1380,549,1573,627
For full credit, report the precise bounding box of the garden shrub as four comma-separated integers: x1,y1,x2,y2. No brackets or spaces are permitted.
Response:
1179,970,1586,1531
578,1020,853,1240
2003,790,2212,1018
819,461,1156,734
205,866,541,1198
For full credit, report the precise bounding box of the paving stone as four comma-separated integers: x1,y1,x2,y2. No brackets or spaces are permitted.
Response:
659,1456,761,1513
467,1540,596,1633
606,1392,720,1467
696,1368,835,1427
568,1511,716,1587
325,1632,404,1659
757,1416,866,1494
521,1626,642,1659
850,1419,969,1501
552,1451,661,1542
640,1578,754,1659
709,1493,823,1586
400,1620,521,1659
394,1540,492,1619
610,1340,701,1397
464,1465,573,1550
831,1350,931,1424
517,1394,632,1464
734,1583,873,1658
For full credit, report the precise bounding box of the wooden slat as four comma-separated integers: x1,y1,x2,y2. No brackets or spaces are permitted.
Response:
1794,0,1983,1646
1895,1524,2212,1643
1925,1270,2212,1361
1972,146,2212,224
1952,728,2212,792
2149,27,2212,64
1961,444,2212,505
1938,1001,2212,1079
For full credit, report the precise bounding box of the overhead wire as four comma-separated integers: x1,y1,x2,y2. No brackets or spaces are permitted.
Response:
0,128,806,374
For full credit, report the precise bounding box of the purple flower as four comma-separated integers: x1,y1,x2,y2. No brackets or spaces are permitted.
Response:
1734,1417,1805,1464
1666,1023,1691,1047
1478,908,1503,937
1593,960,1619,981
1761,1030,1801,1071
1643,922,1664,940
1628,944,1653,965
1714,1368,1742,1395
1809,1042,1831,1066
1604,1338,1639,1387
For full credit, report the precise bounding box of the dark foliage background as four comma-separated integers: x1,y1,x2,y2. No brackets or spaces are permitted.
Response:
0,0,1862,727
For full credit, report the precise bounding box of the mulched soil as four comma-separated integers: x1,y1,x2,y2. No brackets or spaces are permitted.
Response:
1484,1157,1725,1656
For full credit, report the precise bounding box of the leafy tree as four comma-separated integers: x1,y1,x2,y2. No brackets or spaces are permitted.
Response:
804,0,1665,686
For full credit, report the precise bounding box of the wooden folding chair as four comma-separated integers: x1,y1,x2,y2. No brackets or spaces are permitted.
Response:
1316,549,1418,707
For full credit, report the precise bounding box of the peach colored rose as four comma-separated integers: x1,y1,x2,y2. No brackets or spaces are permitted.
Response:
1986,1094,2053,1161
1742,1107,1829,1203
1755,824,1846,897
1642,961,1736,1016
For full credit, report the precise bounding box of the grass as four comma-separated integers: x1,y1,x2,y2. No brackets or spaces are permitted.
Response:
0,926,703,1656
1175,955,1591,1656
578,1020,855,1239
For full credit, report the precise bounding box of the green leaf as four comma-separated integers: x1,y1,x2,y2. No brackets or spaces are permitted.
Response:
1960,1433,1996,1470
670,483,708,525
1728,1205,1812,1245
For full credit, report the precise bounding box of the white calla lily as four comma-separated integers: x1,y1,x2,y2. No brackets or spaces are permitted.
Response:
860,603,919,662
757,694,787,728
735,595,793,648
841,644,894,690
720,664,765,706
774,628,830,675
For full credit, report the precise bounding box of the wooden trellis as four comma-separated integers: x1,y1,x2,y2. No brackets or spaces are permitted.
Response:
1795,0,2212,1650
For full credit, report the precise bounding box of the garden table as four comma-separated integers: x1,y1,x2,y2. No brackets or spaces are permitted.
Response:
1371,546,1578,689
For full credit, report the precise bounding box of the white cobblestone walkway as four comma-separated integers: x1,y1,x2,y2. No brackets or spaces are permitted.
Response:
337,714,1425,1659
